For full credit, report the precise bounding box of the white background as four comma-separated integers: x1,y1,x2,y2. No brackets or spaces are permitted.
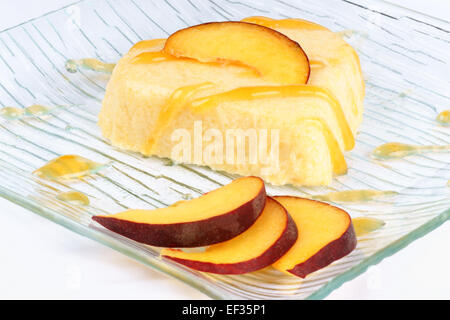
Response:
0,0,449,299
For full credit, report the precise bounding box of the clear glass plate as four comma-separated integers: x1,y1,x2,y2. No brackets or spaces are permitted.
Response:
0,0,449,299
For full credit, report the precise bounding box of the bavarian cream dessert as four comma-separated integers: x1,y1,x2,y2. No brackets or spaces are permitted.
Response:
99,17,364,186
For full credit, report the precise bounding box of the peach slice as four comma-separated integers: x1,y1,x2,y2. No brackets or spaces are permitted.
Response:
163,21,310,84
161,197,298,274
272,196,356,278
92,176,266,247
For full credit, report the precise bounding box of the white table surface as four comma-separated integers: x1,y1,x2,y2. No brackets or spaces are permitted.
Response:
0,0,449,300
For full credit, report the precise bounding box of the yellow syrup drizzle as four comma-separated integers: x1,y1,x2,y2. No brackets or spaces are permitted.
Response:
146,82,215,154
33,155,108,180
349,46,365,113
130,50,260,78
190,85,355,151
436,110,450,125
1,104,57,120
312,189,398,202
309,59,327,69
56,191,90,206
0,106,24,119
24,104,51,116
65,58,116,73
371,142,450,160
244,16,365,119
352,217,385,237
130,50,180,64
127,29,325,71
128,38,166,54
241,16,329,31
313,119,347,175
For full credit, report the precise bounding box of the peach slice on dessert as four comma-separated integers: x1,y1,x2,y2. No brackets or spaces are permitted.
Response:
161,197,298,274
272,196,356,278
163,21,310,84
242,16,365,130
92,176,266,247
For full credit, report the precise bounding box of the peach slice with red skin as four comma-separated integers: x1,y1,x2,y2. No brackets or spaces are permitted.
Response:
163,21,310,84
92,176,266,248
272,196,356,278
161,197,298,274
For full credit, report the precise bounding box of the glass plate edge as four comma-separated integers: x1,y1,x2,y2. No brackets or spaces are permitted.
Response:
306,208,450,299
0,0,448,300
2,183,448,300
0,185,234,300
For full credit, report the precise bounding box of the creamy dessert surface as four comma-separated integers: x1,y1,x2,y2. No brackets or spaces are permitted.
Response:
99,17,365,186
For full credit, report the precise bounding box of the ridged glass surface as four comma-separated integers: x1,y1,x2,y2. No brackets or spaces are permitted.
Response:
0,0,449,299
